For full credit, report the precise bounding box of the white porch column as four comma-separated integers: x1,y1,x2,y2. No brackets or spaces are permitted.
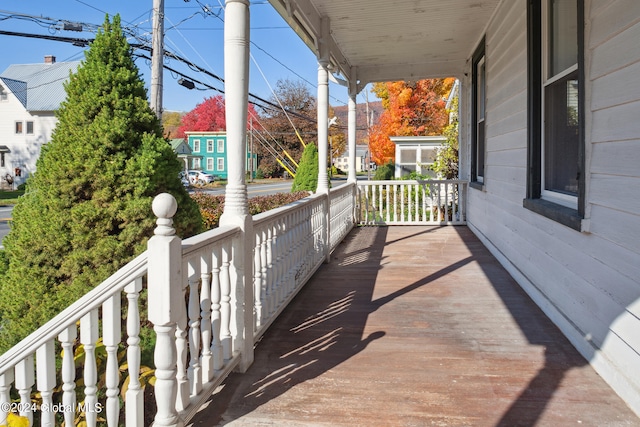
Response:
316,17,331,263
316,17,330,194
347,70,358,184
221,0,254,373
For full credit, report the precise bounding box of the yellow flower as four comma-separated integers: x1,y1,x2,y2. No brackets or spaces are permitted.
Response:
2,412,30,427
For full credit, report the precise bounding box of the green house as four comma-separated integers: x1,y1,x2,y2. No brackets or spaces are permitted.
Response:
185,131,256,180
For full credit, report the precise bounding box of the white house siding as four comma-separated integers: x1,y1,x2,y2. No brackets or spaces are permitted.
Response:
463,0,640,415
0,95,56,184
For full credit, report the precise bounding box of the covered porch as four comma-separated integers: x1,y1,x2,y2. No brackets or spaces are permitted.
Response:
188,225,638,426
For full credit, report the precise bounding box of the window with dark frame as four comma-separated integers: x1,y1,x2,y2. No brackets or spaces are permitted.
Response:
525,0,584,230
471,38,486,186
26,121,34,134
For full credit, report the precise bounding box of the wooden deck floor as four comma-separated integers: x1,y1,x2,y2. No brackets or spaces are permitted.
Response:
188,226,640,427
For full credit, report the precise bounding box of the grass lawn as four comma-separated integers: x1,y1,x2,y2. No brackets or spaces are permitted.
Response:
0,190,24,205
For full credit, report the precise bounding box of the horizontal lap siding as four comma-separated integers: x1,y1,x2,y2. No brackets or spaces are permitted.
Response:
466,0,640,415
587,4,640,396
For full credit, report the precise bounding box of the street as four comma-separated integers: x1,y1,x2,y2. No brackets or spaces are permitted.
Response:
0,205,12,249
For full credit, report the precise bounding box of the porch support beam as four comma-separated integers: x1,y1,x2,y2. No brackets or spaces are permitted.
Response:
221,0,254,373
347,67,358,184
357,61,466,90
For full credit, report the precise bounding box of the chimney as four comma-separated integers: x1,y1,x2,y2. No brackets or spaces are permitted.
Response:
44,55,56,64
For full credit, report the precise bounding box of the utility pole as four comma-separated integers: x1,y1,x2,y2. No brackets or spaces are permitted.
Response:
150,0,164,120
249,116,254,182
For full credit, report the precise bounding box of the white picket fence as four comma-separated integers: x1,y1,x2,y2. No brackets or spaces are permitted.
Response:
357,180,467,225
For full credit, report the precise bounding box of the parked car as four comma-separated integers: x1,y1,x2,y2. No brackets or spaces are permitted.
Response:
187,170,218,185
179,172,190,187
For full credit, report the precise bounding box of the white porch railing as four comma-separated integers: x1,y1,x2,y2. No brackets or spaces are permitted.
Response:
0,180,463,426
357,180,467,225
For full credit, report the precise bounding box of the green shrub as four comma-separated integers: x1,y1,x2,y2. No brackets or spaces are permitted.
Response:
374,161,394,180
291,143,318,192
192,191,309,230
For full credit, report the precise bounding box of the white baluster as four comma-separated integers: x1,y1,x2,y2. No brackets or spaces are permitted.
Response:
175,271,189,411
0,371,14,425
259,228,269,322
220,240,232,360
15,356,34,424
125,278,143,427
187,256,202,396
421,184,427,222
253,232,263,330
36,340,56,427
378,183,384,220
103,294,121,426
59,324,77,427
392,184,397,222
200,255,214,383
265,226,274,318
210,245,223,370
81,309,99,426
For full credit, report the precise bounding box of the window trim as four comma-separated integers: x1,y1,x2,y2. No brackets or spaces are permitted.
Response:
26,121,34,135
193,139,201,153
217,157,224,171
15,121,23,134
217,139,225,153
207,157,214,171
471,37,486,189
206,139,214,153
525,0,585,231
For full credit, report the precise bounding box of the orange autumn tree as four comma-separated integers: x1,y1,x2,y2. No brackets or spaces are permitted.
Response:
369,78,455,165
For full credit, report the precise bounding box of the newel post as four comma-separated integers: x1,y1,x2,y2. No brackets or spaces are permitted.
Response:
148,193,184,427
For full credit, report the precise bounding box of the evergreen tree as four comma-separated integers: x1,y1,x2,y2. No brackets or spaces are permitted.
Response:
291,143,318,192
0,15,202,352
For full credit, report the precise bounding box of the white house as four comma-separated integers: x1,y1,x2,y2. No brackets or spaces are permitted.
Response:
333,145,368,173
0,56,80,186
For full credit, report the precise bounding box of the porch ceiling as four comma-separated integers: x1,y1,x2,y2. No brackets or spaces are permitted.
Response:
268,0,500,88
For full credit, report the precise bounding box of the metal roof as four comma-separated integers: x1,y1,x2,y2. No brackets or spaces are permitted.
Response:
268,0,500,90
0,61,80,111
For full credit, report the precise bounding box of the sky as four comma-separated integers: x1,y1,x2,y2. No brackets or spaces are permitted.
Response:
0,0,364,113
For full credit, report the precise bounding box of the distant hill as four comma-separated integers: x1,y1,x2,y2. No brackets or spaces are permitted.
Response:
332,101,383,145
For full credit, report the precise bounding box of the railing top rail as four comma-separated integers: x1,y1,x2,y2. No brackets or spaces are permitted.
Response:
0,251,148,372
253,192,325,227
357,179,468,186
182,224,241,256
330,182,356,194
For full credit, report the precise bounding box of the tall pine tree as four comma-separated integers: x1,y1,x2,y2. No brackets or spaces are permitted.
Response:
0,16,202,351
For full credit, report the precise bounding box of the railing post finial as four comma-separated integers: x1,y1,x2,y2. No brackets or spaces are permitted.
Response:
152,193,177,236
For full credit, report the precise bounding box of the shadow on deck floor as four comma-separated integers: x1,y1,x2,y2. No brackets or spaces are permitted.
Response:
188,226,640,427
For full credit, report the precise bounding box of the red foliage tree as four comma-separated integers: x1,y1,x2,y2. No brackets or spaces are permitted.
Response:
177,95,259,137
369,78,455,165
